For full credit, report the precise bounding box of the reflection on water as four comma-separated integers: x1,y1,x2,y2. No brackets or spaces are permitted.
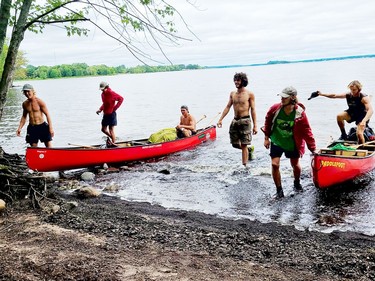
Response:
2,59,375,235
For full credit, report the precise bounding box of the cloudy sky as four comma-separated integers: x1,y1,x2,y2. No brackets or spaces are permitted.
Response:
20,0,375,67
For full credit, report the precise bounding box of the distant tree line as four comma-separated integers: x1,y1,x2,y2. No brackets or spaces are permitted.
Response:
15,63,203,80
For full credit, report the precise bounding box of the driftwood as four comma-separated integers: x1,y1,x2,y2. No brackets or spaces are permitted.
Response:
0,146,49,208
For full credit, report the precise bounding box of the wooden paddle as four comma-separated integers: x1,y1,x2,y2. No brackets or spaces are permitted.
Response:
68,143,96,149
196,114,207,125
350,139,375,149
207,112,221,125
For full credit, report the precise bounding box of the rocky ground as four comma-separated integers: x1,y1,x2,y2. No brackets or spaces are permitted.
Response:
1,190,375,281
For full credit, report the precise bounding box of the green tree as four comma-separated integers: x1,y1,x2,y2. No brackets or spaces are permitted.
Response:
59,64,73,77
13,50,28,80
34,65,48,79
48,67,61,79
86,65,98,76
26,64,37,78
0,42,8,77
0,0,194,120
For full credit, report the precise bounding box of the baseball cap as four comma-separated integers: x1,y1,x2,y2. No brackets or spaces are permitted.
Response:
278,86,297,98
181,105,189,111
99,81,109,90
22,84,34,91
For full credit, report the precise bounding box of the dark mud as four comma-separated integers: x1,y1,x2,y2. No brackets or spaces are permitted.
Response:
1,192,375,281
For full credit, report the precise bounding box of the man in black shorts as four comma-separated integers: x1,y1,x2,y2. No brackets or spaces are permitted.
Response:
16,84,54,147
315,80,373,144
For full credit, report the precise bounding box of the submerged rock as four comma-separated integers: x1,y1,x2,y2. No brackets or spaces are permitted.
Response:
81,172,95,181
73,187,101,199
0,199,6,211
158,169,171,175
103,184,120,193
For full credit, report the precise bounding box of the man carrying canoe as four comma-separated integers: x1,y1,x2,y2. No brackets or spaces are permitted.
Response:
217,72,258,167
312,80,373,144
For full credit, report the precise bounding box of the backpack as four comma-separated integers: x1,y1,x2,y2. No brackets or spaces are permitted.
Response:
148,128,177,143
347,126,375,142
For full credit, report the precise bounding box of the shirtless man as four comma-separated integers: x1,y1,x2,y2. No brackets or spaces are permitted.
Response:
176,105,196,138
217,72,258,166
16,84,54,147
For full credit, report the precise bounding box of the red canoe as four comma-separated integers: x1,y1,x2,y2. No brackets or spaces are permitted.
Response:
311,141,375,189
26,126,216,172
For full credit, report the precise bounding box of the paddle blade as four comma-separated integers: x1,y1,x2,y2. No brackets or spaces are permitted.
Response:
308,91,319,100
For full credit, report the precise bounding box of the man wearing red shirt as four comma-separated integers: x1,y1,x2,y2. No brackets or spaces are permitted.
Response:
96,81,124,146
263,86,316,199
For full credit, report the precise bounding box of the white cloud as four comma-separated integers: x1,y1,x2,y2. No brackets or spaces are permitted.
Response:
20,0,375,67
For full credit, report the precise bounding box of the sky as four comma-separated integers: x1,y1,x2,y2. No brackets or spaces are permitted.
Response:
19,0,375,67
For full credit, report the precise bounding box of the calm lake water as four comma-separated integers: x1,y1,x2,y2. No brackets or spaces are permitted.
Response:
2,58,375,235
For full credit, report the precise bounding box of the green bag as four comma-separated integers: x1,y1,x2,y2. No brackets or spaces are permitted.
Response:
328,143,356,151
148,128,177,143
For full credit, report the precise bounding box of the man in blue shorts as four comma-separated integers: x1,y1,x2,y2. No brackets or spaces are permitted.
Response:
96,81,124,147
263,86,316,199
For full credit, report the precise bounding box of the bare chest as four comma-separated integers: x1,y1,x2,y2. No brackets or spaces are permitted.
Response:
181,115,191,125
25,100,41,112
233,92,249,105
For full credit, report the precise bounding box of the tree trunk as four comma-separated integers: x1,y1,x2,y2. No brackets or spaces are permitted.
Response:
0,0,12,56
0,0,32,120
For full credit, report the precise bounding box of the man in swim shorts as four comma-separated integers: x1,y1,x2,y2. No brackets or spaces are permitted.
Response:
16,84,54,147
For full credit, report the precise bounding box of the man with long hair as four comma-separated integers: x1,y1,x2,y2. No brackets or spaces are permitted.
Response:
217,72,258,167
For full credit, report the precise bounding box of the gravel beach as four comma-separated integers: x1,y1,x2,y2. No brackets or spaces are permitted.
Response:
1,191,375,281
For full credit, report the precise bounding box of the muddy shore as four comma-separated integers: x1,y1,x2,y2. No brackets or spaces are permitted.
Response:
1,191,375,281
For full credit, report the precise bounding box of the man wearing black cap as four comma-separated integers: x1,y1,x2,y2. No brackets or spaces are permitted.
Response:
16,84,54,147
176,105,196,138
263,86,316,199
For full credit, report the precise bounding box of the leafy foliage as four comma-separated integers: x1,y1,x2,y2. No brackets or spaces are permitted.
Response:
0,0,195,120
6,0,191,63
15,63,202,80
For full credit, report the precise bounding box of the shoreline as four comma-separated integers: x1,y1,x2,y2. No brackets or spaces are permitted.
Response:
1,192,375,280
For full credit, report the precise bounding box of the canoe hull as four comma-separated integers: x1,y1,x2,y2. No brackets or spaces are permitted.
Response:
312,150,375,189
26,126,216,172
